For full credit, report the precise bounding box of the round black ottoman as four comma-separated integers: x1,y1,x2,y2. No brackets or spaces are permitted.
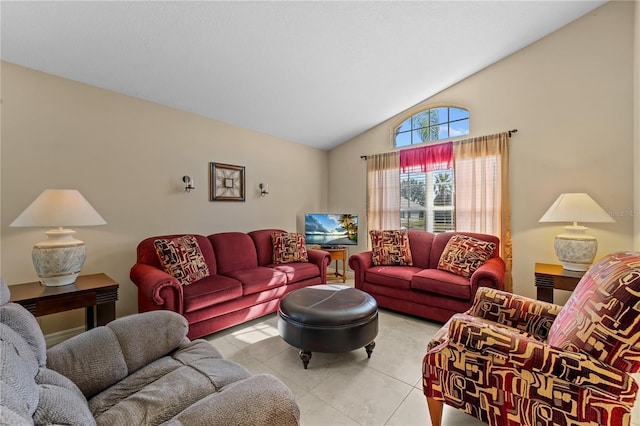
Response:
277,284,378,369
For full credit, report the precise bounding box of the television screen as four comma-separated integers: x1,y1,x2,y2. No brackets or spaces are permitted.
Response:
305,213,358,248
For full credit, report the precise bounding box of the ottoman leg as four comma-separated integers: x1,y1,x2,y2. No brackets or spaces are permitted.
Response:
365,341,375,358
299,350,312,369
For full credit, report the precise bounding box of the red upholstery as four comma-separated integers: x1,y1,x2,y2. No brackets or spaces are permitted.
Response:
130,230,331,339
349,230,505,323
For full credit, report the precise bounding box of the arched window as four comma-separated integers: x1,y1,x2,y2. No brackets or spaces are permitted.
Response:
394,106,469,147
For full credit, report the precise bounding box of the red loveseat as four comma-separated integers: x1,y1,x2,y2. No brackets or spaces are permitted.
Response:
130,229,330,339
348,231,506,323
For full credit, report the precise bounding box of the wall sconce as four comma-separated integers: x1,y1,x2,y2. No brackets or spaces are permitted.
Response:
183,176,195,193
259,183,269,197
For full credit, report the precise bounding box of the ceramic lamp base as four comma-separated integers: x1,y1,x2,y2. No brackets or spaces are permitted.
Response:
32,228,86,286
554,225,597,272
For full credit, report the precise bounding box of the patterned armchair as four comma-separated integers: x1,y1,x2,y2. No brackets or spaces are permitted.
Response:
423,251,640,426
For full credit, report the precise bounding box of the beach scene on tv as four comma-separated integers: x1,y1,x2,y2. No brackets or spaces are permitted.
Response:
305,214,358,247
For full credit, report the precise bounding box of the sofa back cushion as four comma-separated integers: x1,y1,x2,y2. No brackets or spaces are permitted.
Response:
208,232,258,274
137,234,217,275
248,229,286,266
407,230,436,269
430,232,500,269
547,252,640,373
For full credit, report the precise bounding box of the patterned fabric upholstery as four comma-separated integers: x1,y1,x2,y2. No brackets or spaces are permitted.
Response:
154,235,210,285
370,230,413,266
423,252,640,426
271,232,309,264
437,234,496,278
547,252,640,372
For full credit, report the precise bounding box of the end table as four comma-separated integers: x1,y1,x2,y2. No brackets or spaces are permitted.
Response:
9,273,119,330
534,263,585,303
325,247,348,283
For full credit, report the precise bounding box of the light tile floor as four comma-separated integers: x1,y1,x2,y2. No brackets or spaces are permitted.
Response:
204,283,485,426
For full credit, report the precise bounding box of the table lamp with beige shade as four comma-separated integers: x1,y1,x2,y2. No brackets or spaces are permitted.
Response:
10,189,106,286
539,192,614,271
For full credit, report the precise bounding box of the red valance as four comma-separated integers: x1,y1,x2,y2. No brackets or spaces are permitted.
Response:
400,142,453,173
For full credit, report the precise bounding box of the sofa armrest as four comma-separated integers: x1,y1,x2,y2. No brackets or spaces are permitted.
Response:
307,249,331,283
470,257,506,292
130,263,184,314
47,311,189,398
469,287,562,340
442,315,638,400
348,251,373,290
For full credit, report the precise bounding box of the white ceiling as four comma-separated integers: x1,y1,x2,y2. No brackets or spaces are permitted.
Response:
1,1,606,150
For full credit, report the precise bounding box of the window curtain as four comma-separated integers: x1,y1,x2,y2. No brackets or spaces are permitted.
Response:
366,152,400,247
400,142,453,173
453,131,512,291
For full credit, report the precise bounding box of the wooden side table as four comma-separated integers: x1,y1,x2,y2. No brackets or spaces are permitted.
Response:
326,248,348,283
9,273,119,330
534,263,585,303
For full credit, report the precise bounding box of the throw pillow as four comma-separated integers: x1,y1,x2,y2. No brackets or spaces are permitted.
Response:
154,236,210,285
370,230,413,266
272,232,309,264
437,234,496,278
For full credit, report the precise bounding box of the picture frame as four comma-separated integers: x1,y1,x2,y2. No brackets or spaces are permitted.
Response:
209,162,245,201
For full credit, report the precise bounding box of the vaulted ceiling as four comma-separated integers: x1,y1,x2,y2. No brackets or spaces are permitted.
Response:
1,1,607,150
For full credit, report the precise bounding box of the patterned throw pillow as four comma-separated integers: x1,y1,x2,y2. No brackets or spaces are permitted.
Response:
154,236,210,285
272,232,309,264
547,252,640,372
370,230,413,266
437,234,496,278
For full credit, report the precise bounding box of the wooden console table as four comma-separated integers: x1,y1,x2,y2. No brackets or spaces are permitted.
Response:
9,273,119,330
534,263,585,303
326,248,348,283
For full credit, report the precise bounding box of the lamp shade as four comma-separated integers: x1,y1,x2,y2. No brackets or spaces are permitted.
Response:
10,189,106,227
539,193,613,272
539,193,614,224
10,189,106,286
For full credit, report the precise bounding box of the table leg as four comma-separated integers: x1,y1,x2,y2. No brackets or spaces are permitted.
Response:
85,306,96,330
96,301,116,326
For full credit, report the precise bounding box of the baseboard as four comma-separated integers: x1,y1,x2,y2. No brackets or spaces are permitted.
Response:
44,326,85,348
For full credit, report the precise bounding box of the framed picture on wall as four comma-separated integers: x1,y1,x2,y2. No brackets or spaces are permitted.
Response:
209,162,246,201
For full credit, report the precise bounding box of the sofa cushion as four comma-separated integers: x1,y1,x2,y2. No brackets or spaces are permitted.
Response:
547,252,640,372
182,275,243,313
370,230,413,266
365,265,422,290
411,269,471,300
437,234,496,278
271,262,320,284
272,232,308,264
154,236,210,285
208,232,259,274
223,267,287,296
248,229,286,266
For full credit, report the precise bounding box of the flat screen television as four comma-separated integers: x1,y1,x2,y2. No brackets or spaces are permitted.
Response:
304,213,358,248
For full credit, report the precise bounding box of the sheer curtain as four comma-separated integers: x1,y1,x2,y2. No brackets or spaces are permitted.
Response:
366,152,400,243
453,132,512,291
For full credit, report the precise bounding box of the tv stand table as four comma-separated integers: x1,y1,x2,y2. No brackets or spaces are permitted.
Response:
325,247,347,283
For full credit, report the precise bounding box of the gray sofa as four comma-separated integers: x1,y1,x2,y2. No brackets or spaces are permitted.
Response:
0,279,300,425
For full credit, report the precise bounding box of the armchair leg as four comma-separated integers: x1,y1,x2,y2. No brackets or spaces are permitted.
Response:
426,397,443,426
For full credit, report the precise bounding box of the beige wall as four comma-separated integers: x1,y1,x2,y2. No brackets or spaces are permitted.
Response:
330,1,636,301
0,62,328,334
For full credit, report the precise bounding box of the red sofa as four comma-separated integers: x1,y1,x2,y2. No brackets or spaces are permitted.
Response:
130,229,330,339
348,231,505,323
